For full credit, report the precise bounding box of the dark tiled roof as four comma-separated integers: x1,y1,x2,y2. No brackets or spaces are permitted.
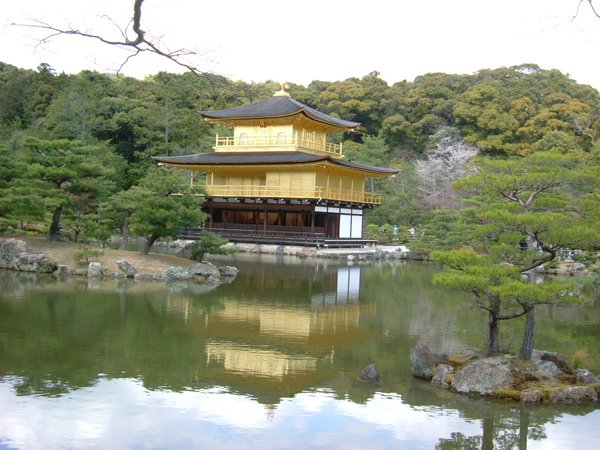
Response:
201,95,360,130
333,158,399,174
153,152,398,176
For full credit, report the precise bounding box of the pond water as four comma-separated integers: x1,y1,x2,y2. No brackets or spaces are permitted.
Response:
0,255,598,449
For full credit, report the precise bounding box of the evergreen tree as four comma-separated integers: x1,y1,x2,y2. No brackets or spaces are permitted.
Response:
190,231,236,262
433,148,600,357
3,138,118,240
109,167,205,255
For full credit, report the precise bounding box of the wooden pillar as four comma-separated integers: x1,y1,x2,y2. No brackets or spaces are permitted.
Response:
263,203,268,233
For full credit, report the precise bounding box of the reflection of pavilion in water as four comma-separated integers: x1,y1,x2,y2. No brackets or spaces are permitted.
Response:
311,265,361,308
166,264,373,383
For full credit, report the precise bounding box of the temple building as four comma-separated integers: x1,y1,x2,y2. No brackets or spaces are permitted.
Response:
153,88,397,246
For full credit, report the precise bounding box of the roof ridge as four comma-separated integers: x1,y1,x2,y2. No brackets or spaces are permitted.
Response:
200,95,359,130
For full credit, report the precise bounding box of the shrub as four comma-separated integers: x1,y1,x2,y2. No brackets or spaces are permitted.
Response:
74,245,104,265
190,231,237,262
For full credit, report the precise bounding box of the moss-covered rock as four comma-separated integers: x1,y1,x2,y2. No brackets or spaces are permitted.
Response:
417,347,600,404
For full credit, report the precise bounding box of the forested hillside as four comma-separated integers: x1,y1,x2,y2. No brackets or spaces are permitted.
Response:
1,61,599,249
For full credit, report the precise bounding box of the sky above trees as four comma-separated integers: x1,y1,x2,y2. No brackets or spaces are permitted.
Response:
1,0,599,89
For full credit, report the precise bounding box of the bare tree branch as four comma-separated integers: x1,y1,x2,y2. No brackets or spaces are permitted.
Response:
497,308,530,321
11,0,214,80
574,0,600,19
473,293,494,313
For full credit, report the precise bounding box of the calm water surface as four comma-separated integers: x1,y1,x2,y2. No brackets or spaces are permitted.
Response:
0,254,598,449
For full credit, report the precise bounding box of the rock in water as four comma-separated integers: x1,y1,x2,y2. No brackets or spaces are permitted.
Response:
431,364,454,389
54,265,72,277
18,252,57,273
218,265,238,278
410,341,448,380
451,357,512,395
88,262,102,278
0,238,29,269
549,386,597,403
165,266,190,281
188,262,220,278
116,259,136,277
360,364,380,382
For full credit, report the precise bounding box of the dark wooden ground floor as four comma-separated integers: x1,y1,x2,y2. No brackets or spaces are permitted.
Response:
179,198,377,247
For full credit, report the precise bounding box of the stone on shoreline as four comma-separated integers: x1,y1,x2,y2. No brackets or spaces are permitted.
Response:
18,252,57,273
0,238,238,287
549,386,597,403
0,238,29,269
116,259,136,277
414,343,600,404
104,271,127,279
88,262,102,278
188,262,220,278
54,265,72,277
410,341,448,380
431,364,454,389
134,273,165,282
218,265,238,277
165,266,190,281
0,239,58,273
521,390,542,403
451,357,512,395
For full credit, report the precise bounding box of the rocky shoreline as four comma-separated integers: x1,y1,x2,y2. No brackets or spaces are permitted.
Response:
410,342,599,404
0,238,238,285
171,240,418,261
171,240,599,276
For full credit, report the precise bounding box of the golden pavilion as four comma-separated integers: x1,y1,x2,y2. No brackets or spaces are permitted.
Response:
153,88,397,246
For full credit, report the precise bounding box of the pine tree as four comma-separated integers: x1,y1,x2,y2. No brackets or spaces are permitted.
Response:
106,167,205,255
433,147,600,358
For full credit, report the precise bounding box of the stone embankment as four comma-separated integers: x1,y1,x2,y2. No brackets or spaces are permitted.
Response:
170,239,418,261
0,238,237,285
410,341,599,404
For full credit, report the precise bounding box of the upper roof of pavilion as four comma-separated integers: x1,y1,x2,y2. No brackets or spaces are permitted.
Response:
153,151,399,177
200,89,360,132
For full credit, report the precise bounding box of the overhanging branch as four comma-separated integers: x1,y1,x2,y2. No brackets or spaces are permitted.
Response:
574,0,600,19
11,0,214,80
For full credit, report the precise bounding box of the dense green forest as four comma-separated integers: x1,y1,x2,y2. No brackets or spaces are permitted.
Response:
0,61,599,252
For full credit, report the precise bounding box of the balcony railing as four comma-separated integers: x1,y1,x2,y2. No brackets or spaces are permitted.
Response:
204,184,381,204
215,134,342,156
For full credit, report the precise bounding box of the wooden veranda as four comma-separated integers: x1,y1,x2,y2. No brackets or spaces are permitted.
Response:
179,226,376,248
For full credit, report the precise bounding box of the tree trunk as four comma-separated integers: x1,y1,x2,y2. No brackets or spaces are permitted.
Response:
487,295,501,356
519,305,535,360
519,269,537,360
140,234,158,255
119,214,130,250
488,313,500,356
47,205,63,241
